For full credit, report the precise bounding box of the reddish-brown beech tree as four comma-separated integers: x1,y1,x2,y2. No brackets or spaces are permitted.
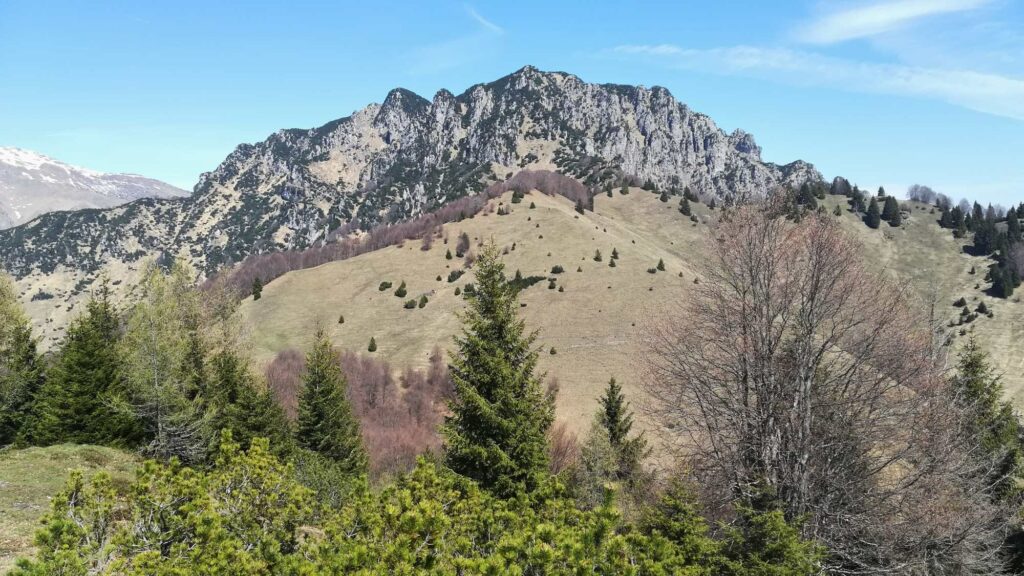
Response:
646,205,1012,573
266,345,451,479
208,169,598,299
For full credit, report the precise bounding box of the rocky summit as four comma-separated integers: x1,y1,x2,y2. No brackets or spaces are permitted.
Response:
0,67,820,342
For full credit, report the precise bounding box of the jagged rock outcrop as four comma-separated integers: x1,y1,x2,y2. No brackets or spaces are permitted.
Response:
0,66,821,344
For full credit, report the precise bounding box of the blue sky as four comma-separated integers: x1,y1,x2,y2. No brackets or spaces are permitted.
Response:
1,0,1021,204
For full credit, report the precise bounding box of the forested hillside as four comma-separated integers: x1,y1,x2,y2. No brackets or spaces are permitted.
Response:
3,191,1023,573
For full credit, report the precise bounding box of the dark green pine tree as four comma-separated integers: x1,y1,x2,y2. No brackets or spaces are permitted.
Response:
990,264,1017,298
952,207,968,238
0,272,44,447
850,192,866,214
889,202,902,227
972,202,985,229
1007,208,1021,243
296,328,367,476
0,323,44,447
953,339,1023,500
679,197,691,216
31,282,134,446
881,196,899,224
251,277,263,301
443,242,555,497
865,197,881,229
940,206,954,228
597,377,648,482
206,350,293,459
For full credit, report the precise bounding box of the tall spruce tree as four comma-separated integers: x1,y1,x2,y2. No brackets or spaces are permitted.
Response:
443,241,555,497
1008,208,1021,243
850,192,866,214
296,327,367,476
597,377,648,482
865,197,881,229
679,197,691,216
207,350,293,459
251,277,263,301
881,196,899,223
0,272,43,447
952,338,1023,499
890,203,902,227
31,280,133,446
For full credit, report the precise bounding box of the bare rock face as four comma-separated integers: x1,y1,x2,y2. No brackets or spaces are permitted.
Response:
0,67,821,342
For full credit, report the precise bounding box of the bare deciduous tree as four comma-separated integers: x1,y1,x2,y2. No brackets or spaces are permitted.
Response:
645,206,1012,573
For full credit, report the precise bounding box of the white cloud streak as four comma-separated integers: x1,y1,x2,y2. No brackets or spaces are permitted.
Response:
465,5,504,34
797,0,991,44
407,6,504,75
613,44,1024,121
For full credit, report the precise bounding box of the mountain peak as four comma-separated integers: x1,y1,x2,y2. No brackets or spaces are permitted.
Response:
0,67,819,314
0,148,187,229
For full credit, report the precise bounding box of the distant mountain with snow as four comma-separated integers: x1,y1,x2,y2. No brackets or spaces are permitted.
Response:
0,147,188,229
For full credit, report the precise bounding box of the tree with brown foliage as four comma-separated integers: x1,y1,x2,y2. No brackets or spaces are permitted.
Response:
646,205,1014,573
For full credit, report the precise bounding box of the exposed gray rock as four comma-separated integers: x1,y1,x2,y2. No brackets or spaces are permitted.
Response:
0,67,821,283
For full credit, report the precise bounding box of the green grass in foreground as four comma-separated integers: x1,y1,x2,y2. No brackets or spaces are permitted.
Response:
0,444,138,572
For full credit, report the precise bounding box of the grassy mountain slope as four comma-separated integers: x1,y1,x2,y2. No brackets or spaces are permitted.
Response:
0,445,138,572
240,189,1024,434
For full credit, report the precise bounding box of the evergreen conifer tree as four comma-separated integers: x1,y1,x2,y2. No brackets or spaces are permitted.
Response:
890,203,902,227
679,197,691,216
251,277,263,301
865,197,881,229
881,196,899,223
207,350,292,458
0,273,43,447
31,280,131,445
953,339,1022,498
657,259,666,271
849,190,866,213
940,206,954,228
1008,208,1021,242
368,337,377,352
597,378,648,482
443,242,555,497
296,328,367,475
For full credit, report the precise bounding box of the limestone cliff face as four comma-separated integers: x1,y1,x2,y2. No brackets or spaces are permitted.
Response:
0,67,820,343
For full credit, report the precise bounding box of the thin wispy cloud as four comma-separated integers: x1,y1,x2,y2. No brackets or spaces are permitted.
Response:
465,5,504,34
797,0,991,44
613,44,1024,121
408,5,505,75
